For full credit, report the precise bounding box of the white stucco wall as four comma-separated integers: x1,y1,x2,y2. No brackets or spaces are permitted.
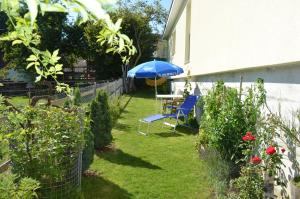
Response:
171,63,300,198
167,0,300,78
169,6,187,66
164,1,300,196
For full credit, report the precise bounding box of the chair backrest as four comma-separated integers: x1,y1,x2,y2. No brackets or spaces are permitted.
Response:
177,95,199,116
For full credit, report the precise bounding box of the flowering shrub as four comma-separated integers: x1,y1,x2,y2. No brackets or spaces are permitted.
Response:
242,131,256,141
230,131,264,198
266,146,276,155
231,167,264,199
262,145,285,179
230,131,286,197
251,156,262,165
198,79,265,162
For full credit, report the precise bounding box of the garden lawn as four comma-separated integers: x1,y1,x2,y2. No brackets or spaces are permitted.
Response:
81,91,212,199
7,96,29,107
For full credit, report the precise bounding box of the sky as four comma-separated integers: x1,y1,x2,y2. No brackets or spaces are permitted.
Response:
161,0,172,11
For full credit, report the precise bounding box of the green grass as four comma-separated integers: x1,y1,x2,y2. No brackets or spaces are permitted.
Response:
7,96,29,107
81,91,212,199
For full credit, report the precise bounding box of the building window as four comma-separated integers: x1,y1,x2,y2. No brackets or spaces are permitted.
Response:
171,30,176,56
185,0,191,64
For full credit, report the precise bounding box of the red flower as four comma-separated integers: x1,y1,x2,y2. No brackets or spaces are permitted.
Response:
266,146,276,155
242,131,256,141
281,148,286,153
251,156,262,164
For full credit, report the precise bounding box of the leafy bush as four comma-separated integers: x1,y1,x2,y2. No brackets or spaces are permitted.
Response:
0,173,40,199
109,97,122,125
157,80,171,94
230,167,264,199
0,104,84,182
63,87,81,108
82,116,94,172
90,90,112,149
198,79,265,163
73,87,81,106
183,70,192,98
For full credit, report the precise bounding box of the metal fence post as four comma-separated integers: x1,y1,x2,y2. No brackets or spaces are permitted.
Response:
106,81,109,96
120,78,123,95
113,81,116,97
93,82,97,97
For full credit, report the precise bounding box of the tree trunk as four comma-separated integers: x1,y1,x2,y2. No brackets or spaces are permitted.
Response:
121,64,129,93
129,28,143,92
133,30,143,67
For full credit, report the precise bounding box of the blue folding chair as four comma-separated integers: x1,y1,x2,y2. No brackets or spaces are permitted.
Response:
138,95,199,135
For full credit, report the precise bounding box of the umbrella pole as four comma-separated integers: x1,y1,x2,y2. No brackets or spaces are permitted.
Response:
155,76,157,98
155,76,158,112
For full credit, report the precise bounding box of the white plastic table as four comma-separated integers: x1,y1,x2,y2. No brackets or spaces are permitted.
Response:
156,94,183,113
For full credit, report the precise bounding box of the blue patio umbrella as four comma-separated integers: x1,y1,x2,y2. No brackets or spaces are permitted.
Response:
127,60,184,97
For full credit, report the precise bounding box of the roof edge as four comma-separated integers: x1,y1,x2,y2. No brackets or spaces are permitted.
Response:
162,0,188,39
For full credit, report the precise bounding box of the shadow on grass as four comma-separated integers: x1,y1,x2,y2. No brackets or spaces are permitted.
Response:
114,122,131,132
129,89,155,99
120,96,132,114
175,125,199,135
155,131,183,137
97,149,162,170
81,176,132,199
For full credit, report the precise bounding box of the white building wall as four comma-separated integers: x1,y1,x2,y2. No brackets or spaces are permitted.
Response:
165,0,300,197
169,6,187,66
168,0,300,77
171,63,300,198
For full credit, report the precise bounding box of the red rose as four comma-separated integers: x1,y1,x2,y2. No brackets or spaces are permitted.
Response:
266,146,276,155
246,131,252,135
251,156,262,164
281,148,286,153
242,131,256,141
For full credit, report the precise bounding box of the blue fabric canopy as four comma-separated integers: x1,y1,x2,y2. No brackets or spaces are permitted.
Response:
127,60,184,78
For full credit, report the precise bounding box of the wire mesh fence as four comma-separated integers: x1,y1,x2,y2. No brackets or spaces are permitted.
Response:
0,78,124,198
52,78,123,106
38,152,82,199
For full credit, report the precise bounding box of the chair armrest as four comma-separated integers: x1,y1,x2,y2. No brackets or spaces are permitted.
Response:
176,107,189,111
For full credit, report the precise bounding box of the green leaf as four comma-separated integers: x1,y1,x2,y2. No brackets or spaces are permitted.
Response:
118,37,124,52
25,0,38,26
35,75,41,82
114,19,122,31
52,49,59,58
26,55,37,62
12,39,23,46
55,64,62,71
75,0,107,20
40,3,66,13
34,65,42,75
106,48,115,54
26,62,35,69
119,33,131,43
